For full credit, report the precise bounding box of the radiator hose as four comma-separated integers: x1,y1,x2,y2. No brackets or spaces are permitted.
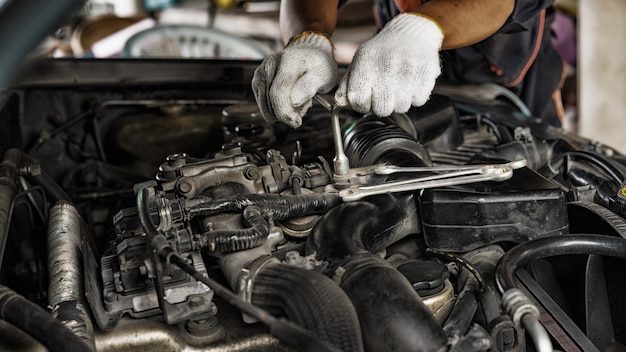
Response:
496,234,626,293
495,234,626,352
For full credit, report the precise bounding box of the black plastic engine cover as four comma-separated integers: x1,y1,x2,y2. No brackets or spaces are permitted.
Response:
420,167,569,252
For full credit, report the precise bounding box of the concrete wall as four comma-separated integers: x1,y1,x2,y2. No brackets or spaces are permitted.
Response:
579,0,626,154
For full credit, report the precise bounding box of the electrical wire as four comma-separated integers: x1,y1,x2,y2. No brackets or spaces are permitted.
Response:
135,187,342,352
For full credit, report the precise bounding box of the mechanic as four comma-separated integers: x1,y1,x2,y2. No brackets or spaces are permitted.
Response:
252,0,565,129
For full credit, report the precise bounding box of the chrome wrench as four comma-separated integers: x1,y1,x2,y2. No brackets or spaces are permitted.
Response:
339,159,527,202
313,95,350,176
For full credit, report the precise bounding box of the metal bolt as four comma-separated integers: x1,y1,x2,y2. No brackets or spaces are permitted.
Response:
285,251,303,265
243,167,259,180
189,296,205,308
166,153,187,168
221,141,243,156
186,316,219,333
178,181,192,193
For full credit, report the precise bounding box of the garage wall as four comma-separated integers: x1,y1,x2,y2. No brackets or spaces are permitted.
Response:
579,0,626,154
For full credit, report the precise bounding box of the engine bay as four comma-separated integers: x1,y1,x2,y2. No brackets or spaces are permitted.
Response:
1,59,626,352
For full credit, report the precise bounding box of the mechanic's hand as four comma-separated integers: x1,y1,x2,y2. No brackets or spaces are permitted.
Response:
252,31,338,128
335,13,444,117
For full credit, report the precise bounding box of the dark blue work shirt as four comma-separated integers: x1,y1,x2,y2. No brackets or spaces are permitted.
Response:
341,0,564,126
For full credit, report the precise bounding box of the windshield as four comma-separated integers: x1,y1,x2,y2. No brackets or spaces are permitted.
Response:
34,0,282,60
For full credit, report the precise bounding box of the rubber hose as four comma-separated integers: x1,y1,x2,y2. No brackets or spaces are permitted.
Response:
201,205,269,252
564,151,625,185
566,167,615,206
251,263,364,352
137,187,158,238
305,193,444,351
339,254,448,352
307,193,419,260
8,149,71,202
158,243,342,352
443,287,479,338
0,149,19,269
449,324,492,352
0,285,91,352
47,201,95,349
495,234,626,293
188,193,341,219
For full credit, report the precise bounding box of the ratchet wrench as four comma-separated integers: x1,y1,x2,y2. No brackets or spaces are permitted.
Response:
312,94,527,202
313,94,350,176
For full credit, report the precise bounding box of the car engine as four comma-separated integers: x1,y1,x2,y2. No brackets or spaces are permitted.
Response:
1,59,625,352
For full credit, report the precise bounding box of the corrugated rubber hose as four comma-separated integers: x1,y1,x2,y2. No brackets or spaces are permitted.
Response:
251,262,364,352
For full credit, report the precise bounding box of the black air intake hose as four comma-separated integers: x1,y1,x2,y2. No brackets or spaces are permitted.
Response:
339,254,448,352
306,193,447,352
188,193,341,219
307,193,419,259
0,285,92,352
251,262,364,352
343,117,431,168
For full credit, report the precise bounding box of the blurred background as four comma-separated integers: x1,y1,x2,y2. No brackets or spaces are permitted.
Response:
2,0,625,154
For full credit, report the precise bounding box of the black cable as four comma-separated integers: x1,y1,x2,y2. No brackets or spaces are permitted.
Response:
240,146,268,164
5,149,71,202
460,114,504,144
426,248,486,291
564,151,625,186
200,205,270,252
137,187,159,237
495,234,626,293
188,193,341,218
163,248,341,352
136,187,341,352
28,110,95,154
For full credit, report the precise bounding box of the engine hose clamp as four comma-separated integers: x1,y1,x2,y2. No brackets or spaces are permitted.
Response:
237,255,278,324
501,288,540,327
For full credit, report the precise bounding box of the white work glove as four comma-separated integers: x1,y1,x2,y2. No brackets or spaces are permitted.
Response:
252,31,338,128
335,13,444,117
